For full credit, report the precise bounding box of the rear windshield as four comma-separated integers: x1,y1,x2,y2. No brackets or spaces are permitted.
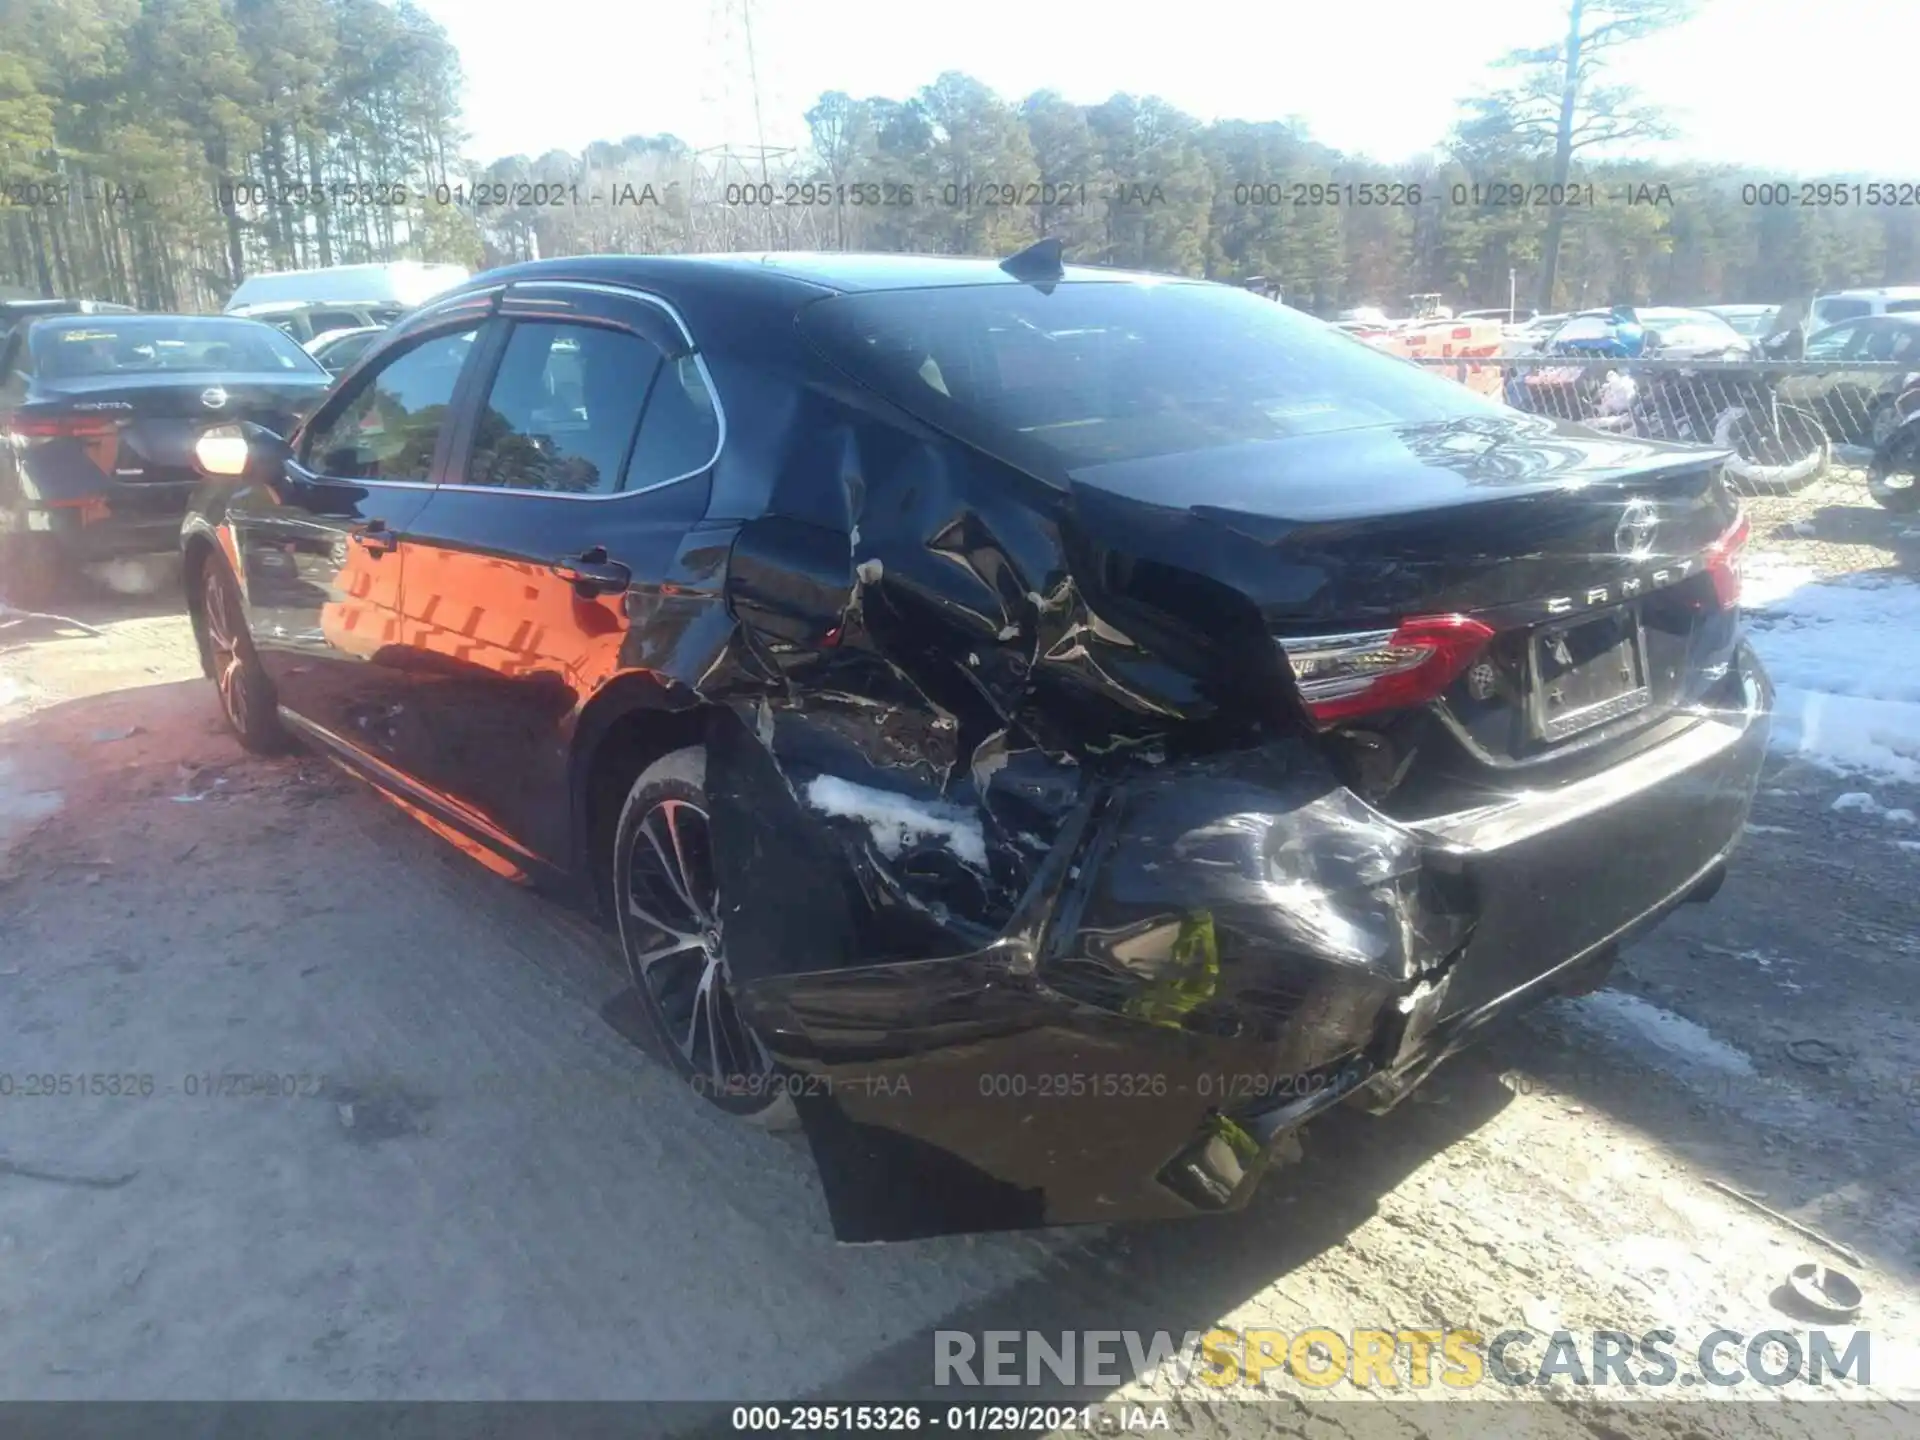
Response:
797,281,1502,483
1813,298,1873,327
31,317,325,380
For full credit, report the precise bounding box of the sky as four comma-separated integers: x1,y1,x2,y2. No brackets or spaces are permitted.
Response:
415,0,1916,176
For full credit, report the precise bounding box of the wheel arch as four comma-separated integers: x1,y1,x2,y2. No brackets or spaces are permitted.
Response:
569,672,722,923
180,528,220,680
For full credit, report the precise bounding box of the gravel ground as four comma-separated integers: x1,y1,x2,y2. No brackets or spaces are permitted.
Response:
1,526,1918,1432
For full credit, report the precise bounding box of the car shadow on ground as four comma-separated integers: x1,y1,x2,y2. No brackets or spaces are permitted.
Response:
778,1057,1520,1407
1796,503,1920,553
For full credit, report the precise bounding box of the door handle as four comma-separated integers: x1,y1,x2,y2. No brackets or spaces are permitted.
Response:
351,522,397,556
551,547,631,596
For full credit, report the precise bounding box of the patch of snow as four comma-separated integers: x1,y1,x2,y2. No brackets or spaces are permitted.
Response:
1745,564,1920,783
1832,792,1917,824
1742,822,1794,835
1899,840,1920,854
1558,990,1757,1078
803,775,988,870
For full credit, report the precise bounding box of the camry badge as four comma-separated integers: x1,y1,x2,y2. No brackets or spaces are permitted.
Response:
200,386,229,410
1614,499,1657,560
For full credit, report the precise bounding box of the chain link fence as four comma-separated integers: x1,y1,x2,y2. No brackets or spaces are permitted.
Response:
1407,355,1916,495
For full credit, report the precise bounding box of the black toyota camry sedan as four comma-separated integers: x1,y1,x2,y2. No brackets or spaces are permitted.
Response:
1,313,332,604
181,244,1771,1242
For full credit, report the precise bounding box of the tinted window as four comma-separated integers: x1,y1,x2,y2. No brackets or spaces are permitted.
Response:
464,321,659,495
799,282,1501,483
30,317,324,378
1803,323,1860,359
626,353,722,488
1813,298,1873,327
307,310,365,334
305,328,477,481
321,331,377,369
1886,300,1920,314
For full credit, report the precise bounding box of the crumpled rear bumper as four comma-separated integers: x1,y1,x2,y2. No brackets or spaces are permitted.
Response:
732,644,1772,1242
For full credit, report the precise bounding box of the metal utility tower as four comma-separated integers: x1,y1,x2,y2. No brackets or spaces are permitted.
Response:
694,0,806,251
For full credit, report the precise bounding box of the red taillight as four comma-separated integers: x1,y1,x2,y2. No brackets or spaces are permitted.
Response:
12,413,121,441
1704,509,1749,610
1279,614,1496,726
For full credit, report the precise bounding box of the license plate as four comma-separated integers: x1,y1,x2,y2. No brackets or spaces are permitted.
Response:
1527,606,1650,742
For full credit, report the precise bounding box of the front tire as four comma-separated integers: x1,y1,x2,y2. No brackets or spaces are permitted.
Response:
612,745,795,1129
201,557,286,754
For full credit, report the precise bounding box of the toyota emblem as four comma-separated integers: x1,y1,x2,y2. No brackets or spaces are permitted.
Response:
200,386,229,410
1614,499,1657,560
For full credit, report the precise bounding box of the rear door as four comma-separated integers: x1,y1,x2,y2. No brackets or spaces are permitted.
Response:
230,304,491,761
396,280,722,866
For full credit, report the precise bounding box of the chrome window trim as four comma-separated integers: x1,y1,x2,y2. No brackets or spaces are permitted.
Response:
426,279,726,502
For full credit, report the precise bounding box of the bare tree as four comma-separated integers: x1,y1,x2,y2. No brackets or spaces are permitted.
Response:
1467,0,1698,310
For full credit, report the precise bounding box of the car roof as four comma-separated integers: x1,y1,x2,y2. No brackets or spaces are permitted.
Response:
231,299,398,316
1818,286,1920,300
31,312,279,331
459,251,1203,299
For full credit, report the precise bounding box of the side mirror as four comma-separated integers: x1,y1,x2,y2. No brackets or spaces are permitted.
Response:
192,420,290,479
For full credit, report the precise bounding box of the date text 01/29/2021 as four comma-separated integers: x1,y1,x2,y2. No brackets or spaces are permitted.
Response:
729,1405,1172,1433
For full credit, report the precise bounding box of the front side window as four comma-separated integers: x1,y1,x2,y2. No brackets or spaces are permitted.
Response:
464,321,661,495
304,327,478,481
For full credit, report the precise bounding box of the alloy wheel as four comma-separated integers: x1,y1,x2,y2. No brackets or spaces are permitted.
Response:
621,797,776,1097
203,567,251,736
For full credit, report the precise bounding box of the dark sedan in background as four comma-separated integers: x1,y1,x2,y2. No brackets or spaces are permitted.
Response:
1786,313,1920,447
0,313,333,604
180,246,1770,1242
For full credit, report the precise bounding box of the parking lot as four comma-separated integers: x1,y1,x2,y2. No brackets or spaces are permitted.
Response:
2,470,1919,1427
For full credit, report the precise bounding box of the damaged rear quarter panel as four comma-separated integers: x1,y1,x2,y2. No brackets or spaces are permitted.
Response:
692,383,1472,1239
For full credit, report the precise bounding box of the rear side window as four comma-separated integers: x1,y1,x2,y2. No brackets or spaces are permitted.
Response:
625,354,721,489
305,328,478,481
464,321,660,495
798,281,1499,485
1886,300,1920,314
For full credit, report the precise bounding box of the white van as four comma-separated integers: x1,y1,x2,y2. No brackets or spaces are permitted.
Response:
1807,286,1920,333
223,261,469,317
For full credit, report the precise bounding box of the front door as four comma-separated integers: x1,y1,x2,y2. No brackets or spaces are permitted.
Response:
230,319,485,763
395,283,723,865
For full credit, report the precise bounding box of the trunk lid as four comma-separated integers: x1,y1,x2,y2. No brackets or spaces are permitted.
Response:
1066,414,1745,773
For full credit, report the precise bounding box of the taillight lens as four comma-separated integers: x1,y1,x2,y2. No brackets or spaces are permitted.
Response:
1704,509,1749,610
12,413,121,442
1279,614,1496,726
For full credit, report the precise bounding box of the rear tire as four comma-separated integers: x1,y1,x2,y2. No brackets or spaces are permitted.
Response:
0,531,63,609
200,557,287,754
612,745,797,1130
1869,429,1920,513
